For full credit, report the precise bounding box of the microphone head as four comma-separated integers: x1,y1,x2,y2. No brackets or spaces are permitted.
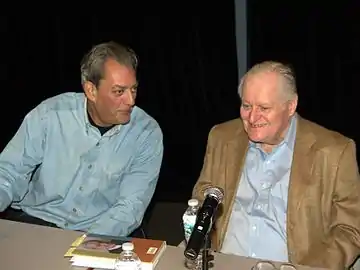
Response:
203,186,224,204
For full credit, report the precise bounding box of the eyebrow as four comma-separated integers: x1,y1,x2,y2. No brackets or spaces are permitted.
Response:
241,102,273,107
112,82,138,90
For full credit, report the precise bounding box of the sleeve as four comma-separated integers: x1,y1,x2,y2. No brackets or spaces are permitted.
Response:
88,126,164,236
0,106,46,211
304,140,360,269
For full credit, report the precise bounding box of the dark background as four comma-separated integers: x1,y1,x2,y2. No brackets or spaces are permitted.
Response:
2,3,359,208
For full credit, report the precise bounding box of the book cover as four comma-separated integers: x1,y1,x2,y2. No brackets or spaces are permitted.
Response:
65,233,166,269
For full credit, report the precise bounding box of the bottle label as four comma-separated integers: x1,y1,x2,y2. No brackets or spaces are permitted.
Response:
114,262,142,270
183,215,197,242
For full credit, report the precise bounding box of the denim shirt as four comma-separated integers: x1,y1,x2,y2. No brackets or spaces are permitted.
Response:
0,92,163,236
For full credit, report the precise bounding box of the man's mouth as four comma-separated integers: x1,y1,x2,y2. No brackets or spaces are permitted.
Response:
250,123,268,128
117,109,132,114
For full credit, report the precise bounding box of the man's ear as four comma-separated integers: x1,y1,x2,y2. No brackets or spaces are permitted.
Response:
83,81,97,102
288,95,298,116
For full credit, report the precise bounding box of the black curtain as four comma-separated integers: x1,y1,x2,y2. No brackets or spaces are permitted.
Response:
2,6,239,203
248,2,360,162
3,3,359,208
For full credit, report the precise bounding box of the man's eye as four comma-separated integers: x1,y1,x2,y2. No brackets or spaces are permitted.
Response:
242,104,251,110
260,107,270,111
115,90,125,95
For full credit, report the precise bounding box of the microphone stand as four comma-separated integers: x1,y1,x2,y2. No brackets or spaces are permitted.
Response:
201,231,214,270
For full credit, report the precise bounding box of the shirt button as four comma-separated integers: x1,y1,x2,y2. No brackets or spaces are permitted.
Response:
252,225,257,230
79,186,83,191
255,204,262,210
64,222,68,227
88,164,92,169
251,253,256,257
72,208,77,213
261,182,270,189
96,142,100,146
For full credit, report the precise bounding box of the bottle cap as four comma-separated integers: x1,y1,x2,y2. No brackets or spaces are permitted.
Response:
188,199,199,207
122,242,134,251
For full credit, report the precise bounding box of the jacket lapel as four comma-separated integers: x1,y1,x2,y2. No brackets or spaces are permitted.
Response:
286,117,316,262
216,127,249,250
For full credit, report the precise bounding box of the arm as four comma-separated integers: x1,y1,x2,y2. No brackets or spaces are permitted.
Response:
327,140,360,268
0,106,46,211
88,127,164,237
305,140,360,269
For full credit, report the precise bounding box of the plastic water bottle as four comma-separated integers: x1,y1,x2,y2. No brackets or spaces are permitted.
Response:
114,242,142,270
183,199,202,269
183,199,199,244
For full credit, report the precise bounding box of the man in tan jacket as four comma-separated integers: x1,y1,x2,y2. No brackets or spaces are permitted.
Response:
192,61,360,269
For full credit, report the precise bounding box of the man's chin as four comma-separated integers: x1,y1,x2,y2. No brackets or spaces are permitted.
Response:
113,111,132,125
115,117,131,125
247,134,264,143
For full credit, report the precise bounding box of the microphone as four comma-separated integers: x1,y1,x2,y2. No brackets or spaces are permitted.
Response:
184,186,224,260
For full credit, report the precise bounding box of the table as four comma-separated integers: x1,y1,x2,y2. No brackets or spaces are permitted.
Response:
0,219,326,270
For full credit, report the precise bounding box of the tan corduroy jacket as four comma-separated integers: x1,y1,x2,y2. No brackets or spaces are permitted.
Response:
193,115,360,269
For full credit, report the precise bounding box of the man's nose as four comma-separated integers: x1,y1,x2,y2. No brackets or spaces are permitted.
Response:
124,89,135,106
249,108,260,123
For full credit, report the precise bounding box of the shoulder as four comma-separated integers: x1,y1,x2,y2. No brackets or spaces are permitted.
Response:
37,92,84,112
298,116,354,153
131,106,162,136
24,92,84,122
125,107,163,150
208,118,244,142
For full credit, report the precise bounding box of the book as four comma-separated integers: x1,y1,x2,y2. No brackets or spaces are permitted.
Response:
64,233,166,270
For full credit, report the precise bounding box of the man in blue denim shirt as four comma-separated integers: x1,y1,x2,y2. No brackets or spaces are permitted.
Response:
0,41,164,237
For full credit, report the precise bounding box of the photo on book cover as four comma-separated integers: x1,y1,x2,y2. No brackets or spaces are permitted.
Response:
77,236,126,254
